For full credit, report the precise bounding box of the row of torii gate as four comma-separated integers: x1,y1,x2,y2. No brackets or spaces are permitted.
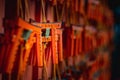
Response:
0,17,111,80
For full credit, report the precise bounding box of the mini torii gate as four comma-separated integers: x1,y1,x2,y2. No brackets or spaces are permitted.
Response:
0,18,63,80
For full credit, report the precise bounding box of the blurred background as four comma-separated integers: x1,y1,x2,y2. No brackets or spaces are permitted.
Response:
0,0,120,80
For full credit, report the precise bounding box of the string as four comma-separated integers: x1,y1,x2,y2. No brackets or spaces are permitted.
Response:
24,0,30,20
55,1,65,21
41,0,47,22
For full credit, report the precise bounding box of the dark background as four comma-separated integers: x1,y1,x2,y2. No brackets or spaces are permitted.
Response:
108,0,120,80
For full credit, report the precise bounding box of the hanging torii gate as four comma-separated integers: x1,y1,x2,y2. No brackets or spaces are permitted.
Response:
0,17,63,80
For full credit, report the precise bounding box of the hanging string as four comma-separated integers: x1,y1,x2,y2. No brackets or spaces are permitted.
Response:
60,2,65,21
17,0,30,20
42,43,48,80
55,3,59,21
55,0,65,21
17,0,23,18
17,0,19,17
24,0,30,20
41,0,47,22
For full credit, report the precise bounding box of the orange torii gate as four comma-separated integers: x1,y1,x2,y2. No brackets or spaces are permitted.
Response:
84,26,97,53
63,25,83,58
72,25,83,56
71,25,83,67
31,22,62,64
1,18,42,80
62,25,83,68
31,21,63,80
1,17,63,80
